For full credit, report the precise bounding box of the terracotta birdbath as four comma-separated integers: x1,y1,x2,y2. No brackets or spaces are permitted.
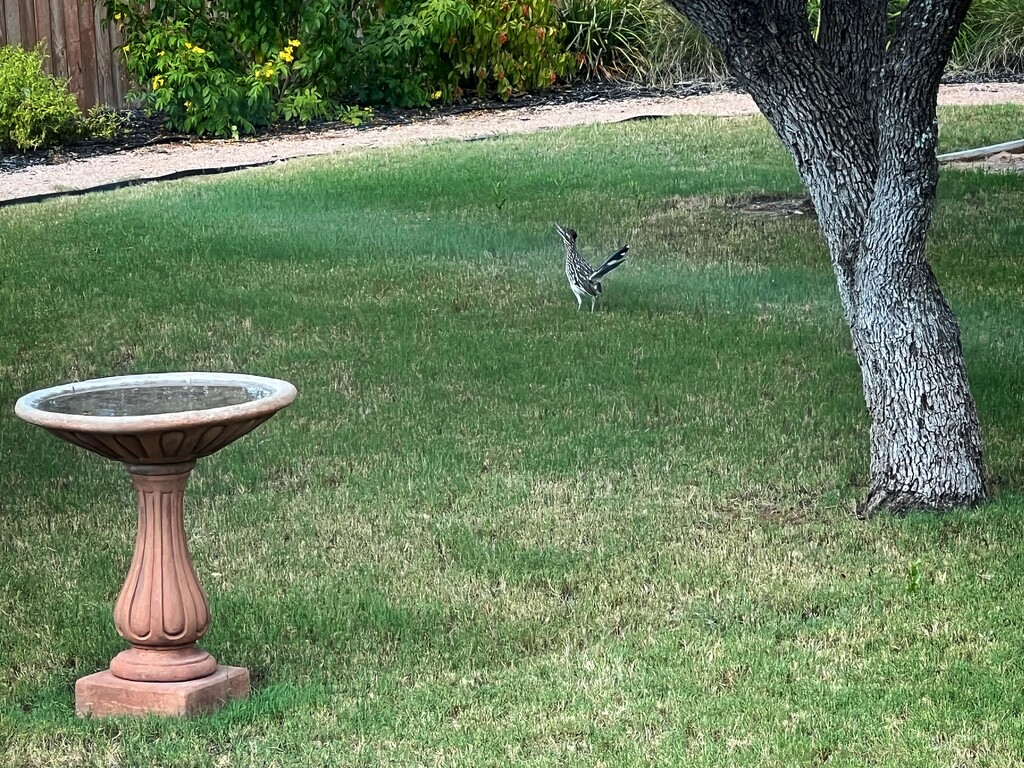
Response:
15,372,297,717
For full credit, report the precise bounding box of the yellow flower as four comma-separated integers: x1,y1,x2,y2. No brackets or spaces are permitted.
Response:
192,45,206,55
152,74,165,90
114,12,122,20
184,41,192,50
288,39,301,47
158,50,165,57
431,90,442,100
123,44,130,54
184,101,192,109
277,49,293,62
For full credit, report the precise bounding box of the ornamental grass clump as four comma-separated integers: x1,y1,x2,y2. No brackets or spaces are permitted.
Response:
950,0,1024,73
556,0,725,84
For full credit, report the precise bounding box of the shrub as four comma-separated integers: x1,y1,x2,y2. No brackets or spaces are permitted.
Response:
633,4,726,83
106,0,371,137
412,0,575,101
0,44,84,151
558,0,656,80
292,0,428,107
108,0,574,128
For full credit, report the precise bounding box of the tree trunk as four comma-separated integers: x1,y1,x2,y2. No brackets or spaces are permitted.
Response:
664,0,986,513
852,228,985,515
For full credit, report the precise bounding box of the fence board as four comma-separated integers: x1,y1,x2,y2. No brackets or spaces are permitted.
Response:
110,19,127,106
19,0,33,45
32,0,49,69
4,1,21,46
45,0,68,81
77,0,97,107
1,0,130,108
60,0,82,103
93,2,113,106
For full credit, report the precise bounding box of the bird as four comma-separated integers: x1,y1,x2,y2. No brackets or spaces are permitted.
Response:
555,223,629,312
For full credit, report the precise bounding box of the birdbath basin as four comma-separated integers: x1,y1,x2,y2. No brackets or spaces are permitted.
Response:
15,372,297,717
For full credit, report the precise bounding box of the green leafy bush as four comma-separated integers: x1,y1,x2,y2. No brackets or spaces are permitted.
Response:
412,0,574,100
106,0,371,137
108,0,573,131
296,0,428,107
0,44,83,151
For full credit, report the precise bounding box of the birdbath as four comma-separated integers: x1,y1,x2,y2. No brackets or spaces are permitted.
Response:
15,372,297,718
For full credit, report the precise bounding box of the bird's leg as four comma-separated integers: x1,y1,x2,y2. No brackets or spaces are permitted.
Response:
575,294,582,311
590,296,596,313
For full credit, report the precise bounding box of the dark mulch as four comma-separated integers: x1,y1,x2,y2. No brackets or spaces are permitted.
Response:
1,72,1019,176
0,80,729,175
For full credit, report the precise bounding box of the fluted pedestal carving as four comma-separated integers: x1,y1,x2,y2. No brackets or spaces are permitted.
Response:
111,462,216,682
76,461,250,717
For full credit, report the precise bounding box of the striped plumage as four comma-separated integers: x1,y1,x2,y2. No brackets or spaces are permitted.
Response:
555,223,629,311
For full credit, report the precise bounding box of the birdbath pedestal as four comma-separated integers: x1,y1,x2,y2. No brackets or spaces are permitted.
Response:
15,372,297,718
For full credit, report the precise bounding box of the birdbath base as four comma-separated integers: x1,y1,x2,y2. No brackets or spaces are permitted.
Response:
76,666,249,718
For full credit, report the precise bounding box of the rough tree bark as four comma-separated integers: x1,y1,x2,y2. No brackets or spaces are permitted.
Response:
663,0,986,515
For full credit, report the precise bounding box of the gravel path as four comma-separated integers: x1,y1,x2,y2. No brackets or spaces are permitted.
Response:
2,82,1023,204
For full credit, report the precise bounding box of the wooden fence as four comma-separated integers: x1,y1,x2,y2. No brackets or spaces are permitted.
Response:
1,0,130,109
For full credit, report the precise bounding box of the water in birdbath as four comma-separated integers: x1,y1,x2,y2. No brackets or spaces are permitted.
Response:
35,384,273,418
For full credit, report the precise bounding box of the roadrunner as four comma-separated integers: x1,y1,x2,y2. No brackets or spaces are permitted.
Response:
555,223,629,311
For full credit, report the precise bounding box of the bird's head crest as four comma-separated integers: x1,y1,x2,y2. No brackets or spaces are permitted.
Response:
554,223,577,243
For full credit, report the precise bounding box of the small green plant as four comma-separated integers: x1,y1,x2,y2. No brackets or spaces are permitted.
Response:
0,44,83,151
492,180,508,210
82,105,129,140
906,560,923,595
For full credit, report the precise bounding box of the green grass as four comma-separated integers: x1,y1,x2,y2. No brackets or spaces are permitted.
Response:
1,104,1024,767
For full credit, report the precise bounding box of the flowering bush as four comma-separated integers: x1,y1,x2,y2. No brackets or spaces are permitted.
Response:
106,0,574,135
106,1,369,137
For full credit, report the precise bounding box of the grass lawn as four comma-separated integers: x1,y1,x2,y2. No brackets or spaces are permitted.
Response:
1,104,1024,767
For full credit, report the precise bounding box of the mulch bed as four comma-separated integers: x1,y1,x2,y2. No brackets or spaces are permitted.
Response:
0,80,727,175
2,72,1020,176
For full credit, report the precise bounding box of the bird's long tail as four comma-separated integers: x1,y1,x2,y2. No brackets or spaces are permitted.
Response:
591,244,629,280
